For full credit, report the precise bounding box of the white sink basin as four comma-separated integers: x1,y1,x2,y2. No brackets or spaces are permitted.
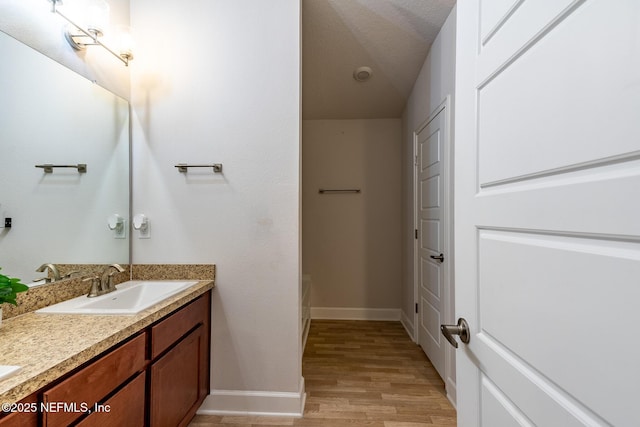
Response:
0,365,21,381
36,280,198,315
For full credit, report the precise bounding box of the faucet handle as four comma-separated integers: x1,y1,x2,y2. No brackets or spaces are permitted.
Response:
63,271,80,279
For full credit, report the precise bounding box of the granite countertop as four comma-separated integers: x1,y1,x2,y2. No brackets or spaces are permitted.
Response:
0,279,214,406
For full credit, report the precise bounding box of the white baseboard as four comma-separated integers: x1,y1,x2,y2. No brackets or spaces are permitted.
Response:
311,307,401,321
197,378,306,417
446,377,457,409
400,310,416,342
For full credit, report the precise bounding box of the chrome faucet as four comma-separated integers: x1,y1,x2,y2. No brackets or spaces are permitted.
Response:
36,263,61,283
85,264,125,298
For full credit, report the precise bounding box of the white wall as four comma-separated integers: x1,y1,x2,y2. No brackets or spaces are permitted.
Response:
302,119,402,319
401,4,456,396
401,6,456,337
130,0,303,416
0,0,130,99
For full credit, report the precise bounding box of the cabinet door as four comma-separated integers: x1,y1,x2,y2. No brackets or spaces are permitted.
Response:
150,325,205,427
76,372,146,427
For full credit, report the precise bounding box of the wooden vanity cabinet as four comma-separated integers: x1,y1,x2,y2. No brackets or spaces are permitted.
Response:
32,290,211,427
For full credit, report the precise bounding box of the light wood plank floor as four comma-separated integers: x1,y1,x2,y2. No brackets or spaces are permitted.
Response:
190,320,457,427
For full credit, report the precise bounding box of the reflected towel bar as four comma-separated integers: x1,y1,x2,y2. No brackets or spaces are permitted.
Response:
35,164,87,173
175,163,223,173
318,189,361,194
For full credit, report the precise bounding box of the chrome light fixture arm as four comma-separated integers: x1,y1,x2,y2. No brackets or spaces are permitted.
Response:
49,0,132,66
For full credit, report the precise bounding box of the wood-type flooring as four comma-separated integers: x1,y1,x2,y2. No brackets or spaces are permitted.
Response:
190,320,457,427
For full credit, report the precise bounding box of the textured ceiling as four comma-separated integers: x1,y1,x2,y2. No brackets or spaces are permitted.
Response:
302,0,456,120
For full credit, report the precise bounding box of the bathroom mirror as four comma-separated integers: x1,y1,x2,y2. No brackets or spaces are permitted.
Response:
0,30,130,283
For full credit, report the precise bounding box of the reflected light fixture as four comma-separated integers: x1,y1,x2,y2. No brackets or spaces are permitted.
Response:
49,0,133,66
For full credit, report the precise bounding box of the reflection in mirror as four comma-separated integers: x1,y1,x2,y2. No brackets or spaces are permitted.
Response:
0,30,129,285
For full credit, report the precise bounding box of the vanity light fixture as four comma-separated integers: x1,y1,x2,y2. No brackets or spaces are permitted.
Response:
49,0,133,66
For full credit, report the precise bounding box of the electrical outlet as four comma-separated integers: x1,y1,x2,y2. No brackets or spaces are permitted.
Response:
138,222,150,239
133,214,150,239
114,220,126,239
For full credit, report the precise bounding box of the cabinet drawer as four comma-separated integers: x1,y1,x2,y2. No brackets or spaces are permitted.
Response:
151,295,207,359
76,371,146,427
0,393,38,427
43,333,146,427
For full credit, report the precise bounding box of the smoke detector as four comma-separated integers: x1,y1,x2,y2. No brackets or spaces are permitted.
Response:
353,66,373,82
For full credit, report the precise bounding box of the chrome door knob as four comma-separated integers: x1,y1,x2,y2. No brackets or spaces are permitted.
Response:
441,318,470,348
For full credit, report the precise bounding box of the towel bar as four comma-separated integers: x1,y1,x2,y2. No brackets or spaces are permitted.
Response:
318,189,361,194
35,164,87,173
175,163,223,173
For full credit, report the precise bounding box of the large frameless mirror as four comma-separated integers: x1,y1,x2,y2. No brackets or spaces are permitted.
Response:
0,30,129,284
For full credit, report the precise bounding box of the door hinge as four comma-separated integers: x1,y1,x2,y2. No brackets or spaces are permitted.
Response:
414,154,419,166
415,229,418,239
415,303,419,313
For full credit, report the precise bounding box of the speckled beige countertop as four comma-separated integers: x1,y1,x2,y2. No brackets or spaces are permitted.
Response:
0,279,214,406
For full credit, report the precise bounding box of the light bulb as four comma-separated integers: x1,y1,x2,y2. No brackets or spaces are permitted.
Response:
86,0,109,37
117,25,134,60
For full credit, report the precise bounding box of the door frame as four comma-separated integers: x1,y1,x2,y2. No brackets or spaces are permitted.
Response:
412,95,456,404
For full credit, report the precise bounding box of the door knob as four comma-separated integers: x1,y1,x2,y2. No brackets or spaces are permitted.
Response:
440,318,470,348
430,253,444,262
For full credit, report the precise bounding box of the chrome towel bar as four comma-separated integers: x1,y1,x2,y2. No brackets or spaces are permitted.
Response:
175,163,223,173
35,164,87,173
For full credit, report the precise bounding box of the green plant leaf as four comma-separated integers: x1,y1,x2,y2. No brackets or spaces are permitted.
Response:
0,268,28,305
11,282,29,293
3,297,18,306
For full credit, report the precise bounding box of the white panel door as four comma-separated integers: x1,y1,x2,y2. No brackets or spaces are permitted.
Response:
454,1,640,426
416,105,448,381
